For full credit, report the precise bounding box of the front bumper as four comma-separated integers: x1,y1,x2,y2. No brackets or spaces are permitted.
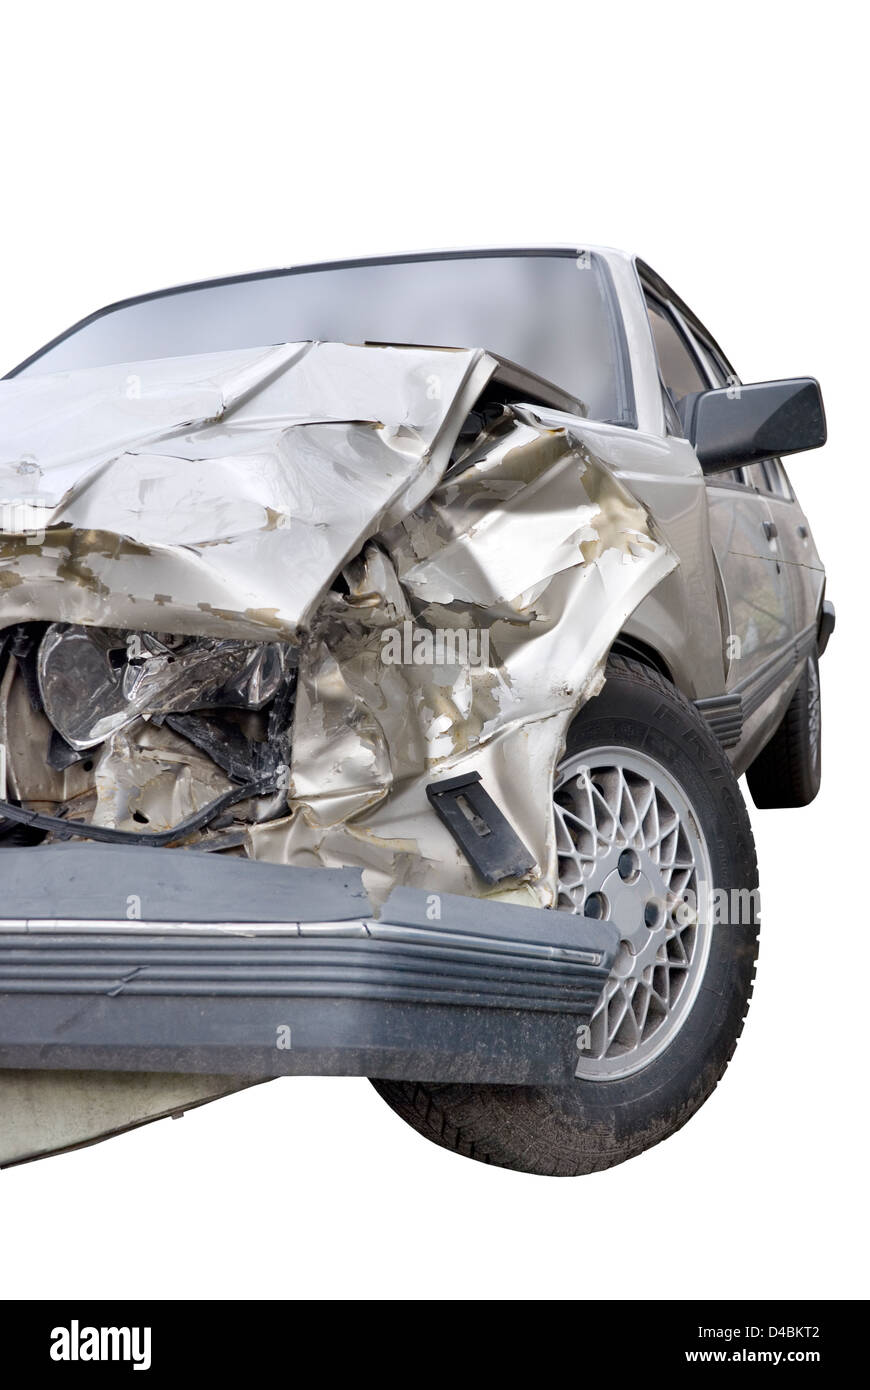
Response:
0,844,617,1087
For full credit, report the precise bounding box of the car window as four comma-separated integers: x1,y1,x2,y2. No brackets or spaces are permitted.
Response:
758,457,793,500
687,330,792,498
642,273,751,489
680,325,750,485
715,466,748,487
644,295,708,403
690,333,736,390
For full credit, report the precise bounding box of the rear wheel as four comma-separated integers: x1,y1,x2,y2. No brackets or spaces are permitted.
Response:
746,651,821,809
371,657,759,1175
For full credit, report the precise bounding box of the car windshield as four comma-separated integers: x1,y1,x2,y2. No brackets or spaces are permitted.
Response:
6,250,634,426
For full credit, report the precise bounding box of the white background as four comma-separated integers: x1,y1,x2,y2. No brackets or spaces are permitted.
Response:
0,1,865,1301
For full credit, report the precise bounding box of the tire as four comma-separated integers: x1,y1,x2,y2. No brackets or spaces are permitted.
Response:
371,656,759,1176
746,651,821,809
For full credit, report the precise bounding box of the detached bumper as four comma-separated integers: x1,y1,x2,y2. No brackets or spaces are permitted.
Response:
0,845,617,1086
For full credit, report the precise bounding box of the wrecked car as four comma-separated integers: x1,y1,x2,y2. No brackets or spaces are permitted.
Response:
0,247,831,1174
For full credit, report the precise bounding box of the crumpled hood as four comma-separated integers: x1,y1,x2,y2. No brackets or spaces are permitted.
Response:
0,338,679,908
0,341,496,638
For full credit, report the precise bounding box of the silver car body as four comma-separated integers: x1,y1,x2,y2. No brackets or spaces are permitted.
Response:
0,247,826,1161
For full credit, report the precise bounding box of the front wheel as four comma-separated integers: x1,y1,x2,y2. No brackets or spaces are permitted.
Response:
371,657,759,1175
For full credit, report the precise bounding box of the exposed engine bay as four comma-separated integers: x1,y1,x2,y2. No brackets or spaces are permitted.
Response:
0,623,296,851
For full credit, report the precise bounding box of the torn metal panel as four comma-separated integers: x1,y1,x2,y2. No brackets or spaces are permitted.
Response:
250,409,676,906
0,342,498,639
91,721,239,835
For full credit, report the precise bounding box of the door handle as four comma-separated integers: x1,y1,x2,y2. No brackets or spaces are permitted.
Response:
797,525,808,538
763,521,778,541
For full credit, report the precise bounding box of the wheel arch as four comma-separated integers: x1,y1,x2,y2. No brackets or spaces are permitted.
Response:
608,632,674,685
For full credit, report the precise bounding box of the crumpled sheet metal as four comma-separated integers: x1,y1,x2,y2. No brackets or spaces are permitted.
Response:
0,341,496,638
250,407,677,907
91,720,237,835
0,343,677,906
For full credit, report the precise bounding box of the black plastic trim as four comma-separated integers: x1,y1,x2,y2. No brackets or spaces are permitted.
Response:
694,693,744,750
817,599,835,657
426,772,537,884
0,848,617,1084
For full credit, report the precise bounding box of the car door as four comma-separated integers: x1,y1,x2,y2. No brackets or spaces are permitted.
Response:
747,456,824,639
642,287,793,690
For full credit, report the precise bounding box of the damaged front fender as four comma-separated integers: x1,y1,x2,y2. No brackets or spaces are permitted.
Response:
252,404,677,905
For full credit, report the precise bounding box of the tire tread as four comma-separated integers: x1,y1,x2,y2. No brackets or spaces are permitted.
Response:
372,657,760,1176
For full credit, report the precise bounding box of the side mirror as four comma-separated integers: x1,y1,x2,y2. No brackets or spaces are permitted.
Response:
679,378,826,475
